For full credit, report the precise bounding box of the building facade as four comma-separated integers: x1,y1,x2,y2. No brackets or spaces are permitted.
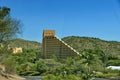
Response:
42,30,81,59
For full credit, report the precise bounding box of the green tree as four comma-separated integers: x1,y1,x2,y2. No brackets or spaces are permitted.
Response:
0,6,22,75
80,49,102,79
97,50,108,70
0,6,22,44
0,6,22,61
36,59,48,74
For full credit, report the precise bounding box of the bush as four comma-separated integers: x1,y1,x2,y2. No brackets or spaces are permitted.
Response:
2,57,16,74
36,59,48,74
95,73,118,78
42,74,57,80
42,74,82,80
107,60,120,66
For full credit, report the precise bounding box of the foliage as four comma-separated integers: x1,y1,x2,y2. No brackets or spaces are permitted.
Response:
8,38,41,49
1,50,16,74
0,6,22,43
36,59,48,74
3,46,120,79
107,60,120,66
42,74,82,80
62,36,120,59
18,62,37,75
95,73,118,78
8,48,42,75
0,47,16,74
0,6,22,75
1,31,120,79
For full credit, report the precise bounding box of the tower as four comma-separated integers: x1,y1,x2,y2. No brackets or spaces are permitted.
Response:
42,30,81,59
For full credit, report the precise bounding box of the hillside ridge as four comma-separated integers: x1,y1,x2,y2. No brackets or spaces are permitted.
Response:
8,36,120,59
62,36,120,59
8,38,41,49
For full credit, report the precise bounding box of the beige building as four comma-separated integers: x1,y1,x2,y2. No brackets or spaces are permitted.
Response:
42,30,81,59
12,47,22,54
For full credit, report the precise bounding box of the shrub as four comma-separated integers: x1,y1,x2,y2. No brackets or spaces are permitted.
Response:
2,57,16,74
107,60,120,66
36,59,48,74
42,74,82,80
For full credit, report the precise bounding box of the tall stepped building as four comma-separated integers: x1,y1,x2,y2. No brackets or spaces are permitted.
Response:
42,30,81,59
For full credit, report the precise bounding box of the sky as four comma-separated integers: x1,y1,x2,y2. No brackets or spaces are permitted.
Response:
0,0,120,42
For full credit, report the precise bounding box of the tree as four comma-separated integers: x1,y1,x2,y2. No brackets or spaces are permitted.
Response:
80,49,102,79
0,6,22,44
36,59,48,74
0,6,22,74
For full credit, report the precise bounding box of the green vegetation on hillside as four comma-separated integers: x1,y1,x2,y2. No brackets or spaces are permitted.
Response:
8,38,41,49
62,36,120,59
1,35,120,80
6,47,120,80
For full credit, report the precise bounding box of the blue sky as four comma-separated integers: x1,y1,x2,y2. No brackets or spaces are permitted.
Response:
0,0,120,42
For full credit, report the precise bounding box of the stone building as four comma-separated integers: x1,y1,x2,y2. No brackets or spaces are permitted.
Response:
42,30,81,59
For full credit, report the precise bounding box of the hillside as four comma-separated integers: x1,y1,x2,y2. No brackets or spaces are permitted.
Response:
62,36,120,59
8,38,41,50
7,36,120,59
5,36,120,79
